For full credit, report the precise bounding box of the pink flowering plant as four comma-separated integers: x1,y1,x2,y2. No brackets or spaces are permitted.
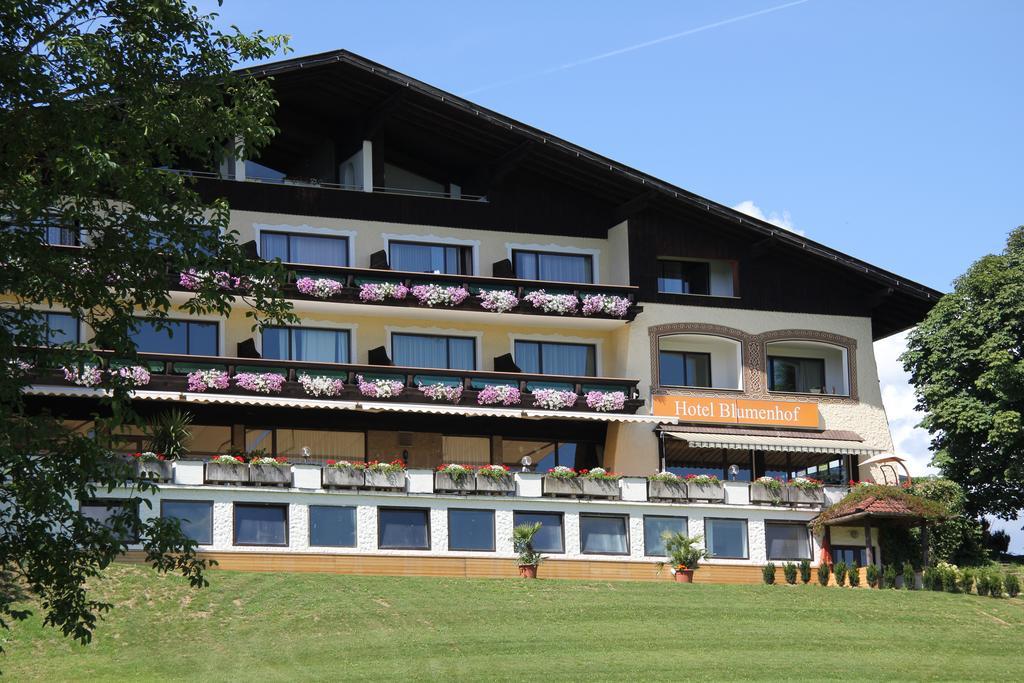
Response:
356,375,404,398
478,289,519,313
115,365,151,387
233,372,286,394
296,276,343,299
410,284,470,307
179,269,249,292
581,294,631,318
186,369,230,392
358,282,409,302
584,390,626,412
419,382,463,403
62,364,103,387
523,289,579,315
531,388,578,410
476,384,521,406
298,373,345,397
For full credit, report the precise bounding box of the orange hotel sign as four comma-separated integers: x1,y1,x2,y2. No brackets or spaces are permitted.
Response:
652,395,821,429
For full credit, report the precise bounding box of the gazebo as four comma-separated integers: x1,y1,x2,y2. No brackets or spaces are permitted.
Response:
811,493,938,568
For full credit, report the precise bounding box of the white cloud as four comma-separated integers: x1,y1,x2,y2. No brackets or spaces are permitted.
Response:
731,200,804,235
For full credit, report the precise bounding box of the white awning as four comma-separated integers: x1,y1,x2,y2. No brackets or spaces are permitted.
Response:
523,410,676,424
182,392,360,411
664,431,883,455
358,401,523,418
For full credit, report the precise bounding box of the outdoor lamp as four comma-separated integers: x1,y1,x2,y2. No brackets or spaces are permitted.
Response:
520,455,532,472
728,464,739,481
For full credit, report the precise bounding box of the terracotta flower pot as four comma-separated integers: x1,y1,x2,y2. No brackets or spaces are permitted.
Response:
674,569,694,583
519,565,538,579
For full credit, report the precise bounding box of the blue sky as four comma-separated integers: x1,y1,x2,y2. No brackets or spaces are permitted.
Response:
196,0,1023,549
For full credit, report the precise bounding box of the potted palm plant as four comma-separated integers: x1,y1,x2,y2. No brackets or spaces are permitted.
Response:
138,408,192,480
657,532,708,584
513,522,543,579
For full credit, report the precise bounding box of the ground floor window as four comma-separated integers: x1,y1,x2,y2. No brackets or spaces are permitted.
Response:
161,500,213,545
513,511,564,553
705,518,748,559
79,499,140,542
378,508,430,550
830,545,870,566
309,506,357,547
643,515,688,556
765,522,811,560
234,503,288,546
447,509,495,551
579,514,629,555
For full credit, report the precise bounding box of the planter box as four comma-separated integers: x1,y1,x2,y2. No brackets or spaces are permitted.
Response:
205,462,249,485
134,460,172,482
476,473,515,494
581,478,620,499
687,482,725,502
323,467,364,488
364,470,406,490
648,480,687,501
435,471,476,493
750,482,784,505
250,464,292,486
542,476,583,497
786,486,825,506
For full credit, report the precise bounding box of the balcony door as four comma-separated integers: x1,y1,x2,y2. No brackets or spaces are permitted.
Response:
514,340,595,377
392,333,475,370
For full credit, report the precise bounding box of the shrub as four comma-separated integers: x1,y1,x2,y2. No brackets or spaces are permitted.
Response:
817,562,830,587
834,561,848,587
976,572,991,597
848,562,861,587
958,568,976,595
866,563,880,588
988,573,1003,598
799,559,811,584
942,566,961,593
762,563,776,585
902,561,917,590
783,562,798,585
921,566,937,591
883,564,898,589
1004,572,1020,598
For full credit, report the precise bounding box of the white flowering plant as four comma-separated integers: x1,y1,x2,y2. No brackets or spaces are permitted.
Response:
478,289,520,313
298,373,345,397
531,388,578,410
523,289,579,315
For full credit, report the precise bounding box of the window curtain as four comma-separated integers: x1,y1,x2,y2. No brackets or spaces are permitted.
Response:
580,517,628,554
390,243,436,273
540,342,593,376
260,233,289,261
293,329,348,363
707,519,748,558
538,253,592,283
442,436,490,465
447,338,475,370
766,525,810,559
235,507,286,545
261,328,289,360
290,235,347,267
393,334,448,368
643,517,687,556
513,341,540,374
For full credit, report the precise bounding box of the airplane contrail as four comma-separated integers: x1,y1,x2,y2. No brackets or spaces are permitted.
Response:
462,0,813,96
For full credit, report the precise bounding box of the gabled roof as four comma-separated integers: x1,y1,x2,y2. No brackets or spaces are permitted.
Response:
239,49,943,326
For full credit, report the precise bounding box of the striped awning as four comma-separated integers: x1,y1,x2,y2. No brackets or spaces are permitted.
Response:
664,431,882,455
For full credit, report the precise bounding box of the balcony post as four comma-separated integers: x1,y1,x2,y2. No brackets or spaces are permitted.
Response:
360,139,373,192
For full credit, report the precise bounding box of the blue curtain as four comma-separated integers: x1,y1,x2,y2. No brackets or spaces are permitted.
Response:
260,233,289,261
294,329,349,363
393,334,474,369
290,235,347,267
538,253,592,283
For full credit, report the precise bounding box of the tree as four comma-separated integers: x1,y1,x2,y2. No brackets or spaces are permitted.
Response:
902,226,1024,519
0,1,293,652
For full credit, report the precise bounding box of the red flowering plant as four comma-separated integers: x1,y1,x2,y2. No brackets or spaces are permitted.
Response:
685,473,720,485
546,465,578,480
579,467,621,481
366,458,406,474
477,464,512,480
210,454,245,465
132,451,166,462
326,459,368,471
436,463,475,484
787,477,824,491
250,455,290,467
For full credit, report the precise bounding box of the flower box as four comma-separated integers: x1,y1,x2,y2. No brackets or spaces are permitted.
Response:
364,470,406,490
250,464,292,486
323,467,364,488
206,462,250,485
134,460,172,482
434,471,476,493
687,482,725,502
649,480,688,501
476,472,515,494
786,486,825,506
581,478,620,499
750,482,784,505
542,475,583,497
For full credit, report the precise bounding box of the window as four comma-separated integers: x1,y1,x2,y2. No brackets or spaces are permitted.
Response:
831,546,869,566
43,312,79,345
765,523,811,560
705,518,748,559
513,250,593,283
79,499,140,542
309,506,357,547
233,503,288,546
658,260,710,295
389,241,470,274
658,351,711,388
392,333,475,370
4,218,79,246
131,318,217,356
643,516,688,557
161,500,213,545
512,512,564,553
768,356,826,393
263,327,350,364
447,509,495,551
260,231,348,267
514,341,595,376
501,440,601,472
579,514,629,555
442,436,491,465
245,429,363,461
378,508,430,549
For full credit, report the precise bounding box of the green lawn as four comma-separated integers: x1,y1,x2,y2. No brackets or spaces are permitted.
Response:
3,564,1023,681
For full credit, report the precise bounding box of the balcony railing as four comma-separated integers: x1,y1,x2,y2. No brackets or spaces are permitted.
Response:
35,350,644,413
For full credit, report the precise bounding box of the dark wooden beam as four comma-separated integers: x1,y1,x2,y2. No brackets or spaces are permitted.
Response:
868,286,895,309
361,88,409,139
482,140,534,189
611,189,659,224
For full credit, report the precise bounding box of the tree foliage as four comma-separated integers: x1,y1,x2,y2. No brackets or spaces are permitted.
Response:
0,0,293,653
902,226,1024,518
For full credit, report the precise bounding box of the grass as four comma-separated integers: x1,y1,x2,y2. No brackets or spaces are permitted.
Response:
3,564,1023,681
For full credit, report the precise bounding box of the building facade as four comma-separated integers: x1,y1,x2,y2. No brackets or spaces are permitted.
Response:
21,51,940,582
